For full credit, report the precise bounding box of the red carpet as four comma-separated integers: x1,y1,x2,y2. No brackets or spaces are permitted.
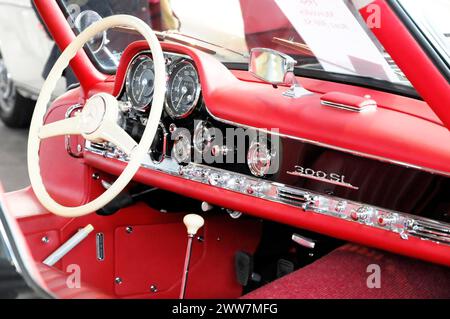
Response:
243,244,450,299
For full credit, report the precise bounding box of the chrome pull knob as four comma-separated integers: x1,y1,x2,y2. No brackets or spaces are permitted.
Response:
201,201,214,212
377,214,398,227
350,206,373,222
211,145,230,157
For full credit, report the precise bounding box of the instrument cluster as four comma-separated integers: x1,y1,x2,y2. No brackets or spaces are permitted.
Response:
119,50,277,178
124,52,201,119
120,51,209,165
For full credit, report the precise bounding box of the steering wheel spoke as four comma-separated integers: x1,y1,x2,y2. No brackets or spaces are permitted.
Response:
28,15,166,217
38,116,81,139
99,123,138,156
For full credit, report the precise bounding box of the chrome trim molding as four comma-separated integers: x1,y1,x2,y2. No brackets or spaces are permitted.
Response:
320,100,377,112
96,233,105,261
86,142,450,247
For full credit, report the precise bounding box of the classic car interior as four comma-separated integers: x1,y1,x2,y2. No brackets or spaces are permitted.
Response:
0,0,449,299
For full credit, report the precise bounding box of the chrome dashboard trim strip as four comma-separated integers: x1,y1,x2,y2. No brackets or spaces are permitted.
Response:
320,100,377,112
86,142,450,247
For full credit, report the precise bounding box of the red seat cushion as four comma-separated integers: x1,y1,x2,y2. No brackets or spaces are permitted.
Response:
243,244,450,299
37,263,113,299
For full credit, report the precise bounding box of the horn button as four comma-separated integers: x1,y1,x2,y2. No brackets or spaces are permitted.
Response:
80,95,107,135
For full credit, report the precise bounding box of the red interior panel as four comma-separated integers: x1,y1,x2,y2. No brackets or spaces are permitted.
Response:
16,201,262,298
114,223,204,297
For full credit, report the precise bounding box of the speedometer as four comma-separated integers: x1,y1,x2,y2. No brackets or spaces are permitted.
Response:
126,54,155,110
165,60,201,119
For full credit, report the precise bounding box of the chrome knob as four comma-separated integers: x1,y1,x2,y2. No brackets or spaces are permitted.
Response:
207,172,229,187
350,206,373,222
335,201,347,215
211,145,230,157
201,202,214,212
377,214,398,227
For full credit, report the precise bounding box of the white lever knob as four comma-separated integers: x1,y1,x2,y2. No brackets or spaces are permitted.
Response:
183,214,205,236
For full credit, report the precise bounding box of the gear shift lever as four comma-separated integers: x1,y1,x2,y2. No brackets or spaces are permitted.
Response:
180,214,204,299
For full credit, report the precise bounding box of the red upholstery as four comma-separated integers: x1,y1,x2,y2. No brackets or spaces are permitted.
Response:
243,244,450,299
37,263,112,299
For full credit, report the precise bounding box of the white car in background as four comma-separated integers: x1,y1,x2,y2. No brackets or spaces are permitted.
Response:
0,0,66,128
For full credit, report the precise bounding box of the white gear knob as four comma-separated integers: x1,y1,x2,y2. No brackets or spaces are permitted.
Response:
183,214,205,236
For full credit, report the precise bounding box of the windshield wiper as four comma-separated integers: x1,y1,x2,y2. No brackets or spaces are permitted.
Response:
272,37,314,57
163,31,248,58
154,30,217,55
114,26,248,59
114,25,217,55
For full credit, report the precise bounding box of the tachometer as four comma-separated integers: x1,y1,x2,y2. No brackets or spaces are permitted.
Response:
126,54,155,110
165,60,201,119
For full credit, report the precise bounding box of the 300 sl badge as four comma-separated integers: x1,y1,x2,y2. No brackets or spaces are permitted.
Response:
287,166,359,190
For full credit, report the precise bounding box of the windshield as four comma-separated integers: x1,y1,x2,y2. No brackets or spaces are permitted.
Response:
60,0,412,86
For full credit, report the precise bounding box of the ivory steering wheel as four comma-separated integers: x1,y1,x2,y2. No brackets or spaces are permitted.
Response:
27,15,166,217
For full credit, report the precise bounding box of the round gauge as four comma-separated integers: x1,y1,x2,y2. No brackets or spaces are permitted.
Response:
193,121,215,154
165,60,201,119
172,130,192,164
126,55,155,110
247,139,274,177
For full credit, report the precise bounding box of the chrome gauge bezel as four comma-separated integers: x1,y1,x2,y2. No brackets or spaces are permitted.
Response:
247,138,274,177
193,120,215,154
171,128,192,164
165,59,201,119
125,54,155,111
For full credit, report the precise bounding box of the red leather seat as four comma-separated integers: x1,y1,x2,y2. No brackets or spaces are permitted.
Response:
36,263,113,299
243,244,450,299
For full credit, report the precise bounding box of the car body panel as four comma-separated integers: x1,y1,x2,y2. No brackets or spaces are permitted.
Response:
0,0,65,98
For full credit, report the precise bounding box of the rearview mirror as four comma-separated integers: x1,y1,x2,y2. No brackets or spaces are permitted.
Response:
249,48,312,99
249,48,296,85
